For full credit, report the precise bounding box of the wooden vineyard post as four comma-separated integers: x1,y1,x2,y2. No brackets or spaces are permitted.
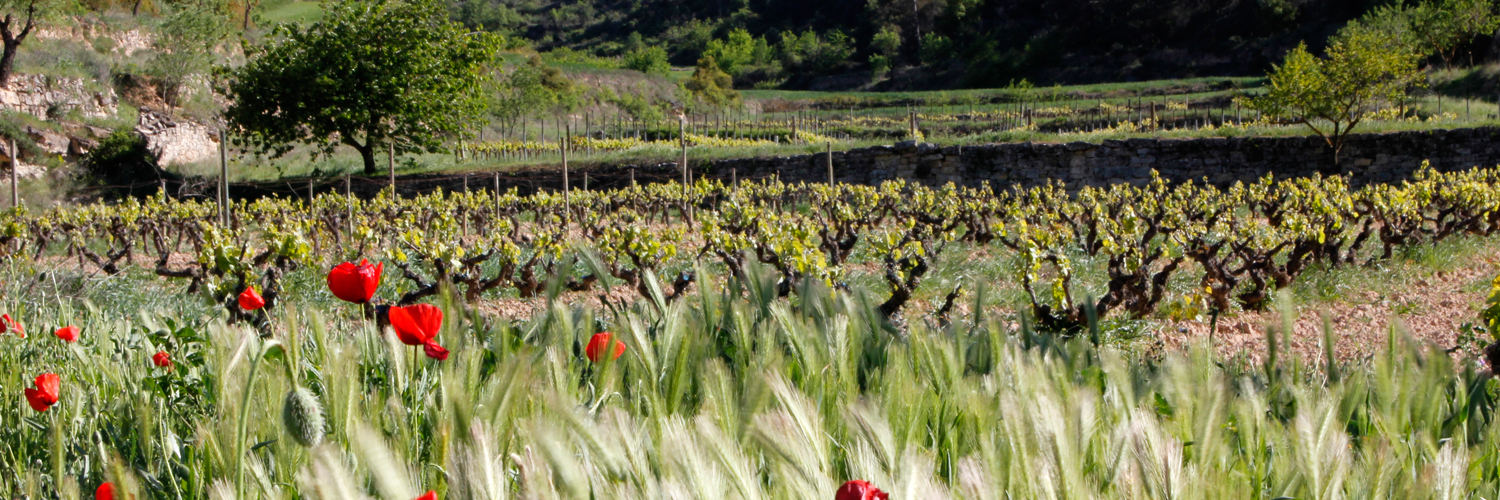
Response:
219,130,229,226
826,141,834,186
562,124,570,228
679,113,688,193
345,175,353,237
9,137,16,209
493,173,501,216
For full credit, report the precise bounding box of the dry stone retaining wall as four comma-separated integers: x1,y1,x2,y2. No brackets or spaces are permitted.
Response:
707,127,1500,188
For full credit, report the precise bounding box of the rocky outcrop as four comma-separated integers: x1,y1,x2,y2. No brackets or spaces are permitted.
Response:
0,74,118,119
136,111,219,166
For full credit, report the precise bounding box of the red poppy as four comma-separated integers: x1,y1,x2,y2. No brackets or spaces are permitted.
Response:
423,342,450,361
389,304,448,361
1,313,24,338
54,325,80,343
96,482,115,500
24,373,59,412
585,332,626,363
153,351,172,369
239,286,266,311
835,480,888,500
414,491,437,500
327,260,383,304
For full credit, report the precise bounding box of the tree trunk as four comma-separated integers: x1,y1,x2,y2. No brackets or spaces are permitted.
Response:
356,143,376,175
0,39,19,89
0,6,37,90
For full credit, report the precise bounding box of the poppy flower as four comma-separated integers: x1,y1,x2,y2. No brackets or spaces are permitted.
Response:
415,491,437,500
585,332,626,363
54,325,79,343
153,351,172,369
388,304,448,361
835,480,888,500
423,342,450,361
96,482,114,500
239,286,266,311
1,313,23,338
24,373,59,412
327,260,383,304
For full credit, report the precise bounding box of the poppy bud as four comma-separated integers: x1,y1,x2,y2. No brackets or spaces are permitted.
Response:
282,387,326,448
153,351,172,369
96,482,115,500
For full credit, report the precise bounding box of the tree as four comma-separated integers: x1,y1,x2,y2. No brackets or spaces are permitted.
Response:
150,0,231,106
1359,0,1500,67
1244,25,1424,163
488,54,579,134
222,0,500,175
0,0,58,89
683,56,739,109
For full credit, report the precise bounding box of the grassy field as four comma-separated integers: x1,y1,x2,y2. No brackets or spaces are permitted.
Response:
2,235,1499,498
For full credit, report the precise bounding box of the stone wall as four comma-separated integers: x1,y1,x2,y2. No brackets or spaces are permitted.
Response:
137,111,220,166
709,127,1500,188
0,74,118,120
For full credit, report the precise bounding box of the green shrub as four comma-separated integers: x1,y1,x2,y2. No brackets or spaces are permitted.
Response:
624,45,670,75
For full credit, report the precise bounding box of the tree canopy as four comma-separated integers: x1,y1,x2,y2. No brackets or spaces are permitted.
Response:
683,56,739,110
221,0,500,175
1244,24,1425,163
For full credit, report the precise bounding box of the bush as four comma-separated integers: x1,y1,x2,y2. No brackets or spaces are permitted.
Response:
624,45,670,75
81,129,175,189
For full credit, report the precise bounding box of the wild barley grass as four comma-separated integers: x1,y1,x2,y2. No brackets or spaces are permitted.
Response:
0,260,1497,499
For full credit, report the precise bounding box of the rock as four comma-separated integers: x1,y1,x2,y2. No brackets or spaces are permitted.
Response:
0,73,118,120
136,111,220,166
25,126,70,155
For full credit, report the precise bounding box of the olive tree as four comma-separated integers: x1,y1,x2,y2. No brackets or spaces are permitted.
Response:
222,0,500,174
1243,25,1424,163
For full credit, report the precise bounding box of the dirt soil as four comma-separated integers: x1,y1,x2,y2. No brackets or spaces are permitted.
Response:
1165,251,1500,366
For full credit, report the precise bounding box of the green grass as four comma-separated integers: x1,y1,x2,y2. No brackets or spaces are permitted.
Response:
1,250,1498,499
258,1,324,25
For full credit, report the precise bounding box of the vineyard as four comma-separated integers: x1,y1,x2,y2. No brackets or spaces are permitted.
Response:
4,167,1500,498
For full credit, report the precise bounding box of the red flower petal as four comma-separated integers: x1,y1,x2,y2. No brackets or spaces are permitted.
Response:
835,480,887,500
54,325,79,343
1,314,23,337
25,388,51,412
389,304,442,346
153,351,172,369
327,260,382,304
423,341,449,361
585,332,626,363
238,287,266,311
96,482,114,500
25,373,59,412
414,491,437,500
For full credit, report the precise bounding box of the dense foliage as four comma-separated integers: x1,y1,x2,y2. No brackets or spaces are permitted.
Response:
221,0,501,174
7,164,1500,328
439,0,1442,87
